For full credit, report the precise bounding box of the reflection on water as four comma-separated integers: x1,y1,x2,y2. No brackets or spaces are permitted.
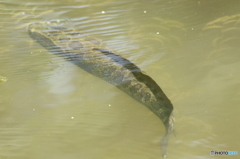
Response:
0,0,240,158
0,76,7,83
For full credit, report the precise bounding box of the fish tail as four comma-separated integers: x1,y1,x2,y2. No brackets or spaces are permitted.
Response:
161,112,175,158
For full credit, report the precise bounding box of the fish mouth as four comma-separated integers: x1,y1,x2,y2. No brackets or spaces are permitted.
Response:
27,22,48,42
28,22,70,35
27,22,70,45
28,22,46,33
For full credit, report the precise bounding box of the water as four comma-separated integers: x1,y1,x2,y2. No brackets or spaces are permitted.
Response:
0,0,240,158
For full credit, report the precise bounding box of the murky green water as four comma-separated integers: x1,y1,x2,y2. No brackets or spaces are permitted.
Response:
0,0,240,158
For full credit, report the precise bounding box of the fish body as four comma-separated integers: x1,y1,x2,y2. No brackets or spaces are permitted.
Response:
28,22,174,157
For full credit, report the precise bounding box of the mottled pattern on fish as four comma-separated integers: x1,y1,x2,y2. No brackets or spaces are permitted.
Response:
28,22,174,157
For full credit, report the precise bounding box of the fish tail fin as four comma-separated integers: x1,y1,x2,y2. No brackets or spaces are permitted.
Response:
161,112,175,158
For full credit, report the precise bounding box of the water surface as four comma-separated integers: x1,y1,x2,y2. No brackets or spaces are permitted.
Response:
0,0,240,158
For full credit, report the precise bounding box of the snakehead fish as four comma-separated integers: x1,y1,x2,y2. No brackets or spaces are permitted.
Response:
28,22,174,157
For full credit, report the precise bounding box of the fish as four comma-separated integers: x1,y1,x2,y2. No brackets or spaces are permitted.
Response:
28,21,174,157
